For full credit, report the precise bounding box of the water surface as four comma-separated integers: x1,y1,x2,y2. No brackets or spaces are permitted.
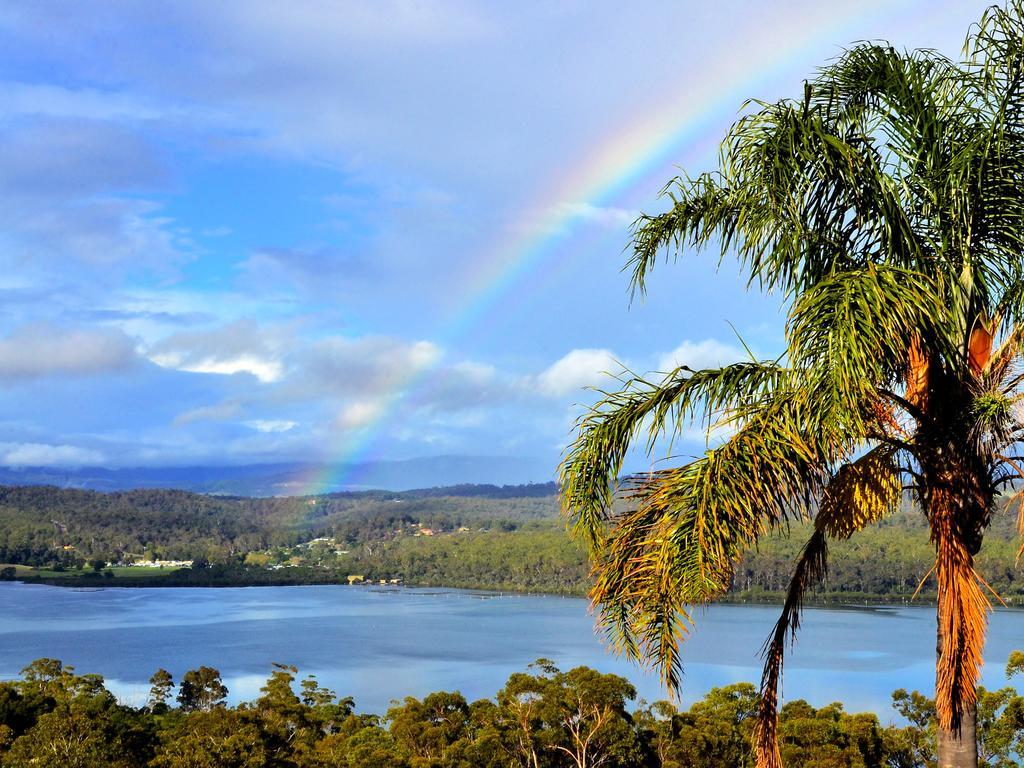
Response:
2,582,1022,719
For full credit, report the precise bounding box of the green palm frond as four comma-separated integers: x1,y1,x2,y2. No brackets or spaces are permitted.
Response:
585,385,863,693
787,266,949,416
559,360,787,547
627,173,738,299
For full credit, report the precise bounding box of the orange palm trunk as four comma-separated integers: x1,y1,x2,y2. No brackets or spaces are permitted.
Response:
931,484,986,768
910,336,990,768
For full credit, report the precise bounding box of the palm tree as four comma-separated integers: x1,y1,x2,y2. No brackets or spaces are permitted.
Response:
559,5,1024,767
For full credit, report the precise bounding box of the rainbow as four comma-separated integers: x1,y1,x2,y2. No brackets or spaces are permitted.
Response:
297,1,931,495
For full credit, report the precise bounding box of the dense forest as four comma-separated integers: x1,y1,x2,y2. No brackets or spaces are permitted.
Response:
3,483,1024,602
0,483,559,564
3,653,1024,767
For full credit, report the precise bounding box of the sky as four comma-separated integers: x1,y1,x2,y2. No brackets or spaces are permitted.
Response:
0,1,997,476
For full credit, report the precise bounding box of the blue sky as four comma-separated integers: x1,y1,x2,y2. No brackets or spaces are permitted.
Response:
0,1,994,470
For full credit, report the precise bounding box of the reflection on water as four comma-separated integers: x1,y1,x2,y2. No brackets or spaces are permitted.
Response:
1,582,1022,718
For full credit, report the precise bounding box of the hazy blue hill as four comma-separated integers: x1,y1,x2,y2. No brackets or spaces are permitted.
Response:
0,455,555,496
357,480,558,499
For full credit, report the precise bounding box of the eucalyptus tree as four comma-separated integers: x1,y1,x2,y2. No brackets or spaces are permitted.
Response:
560,4,1024,767
177,667,228,713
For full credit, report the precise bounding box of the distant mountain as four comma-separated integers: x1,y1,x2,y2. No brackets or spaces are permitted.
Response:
0,455,556,496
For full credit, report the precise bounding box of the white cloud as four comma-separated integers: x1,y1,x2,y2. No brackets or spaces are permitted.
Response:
555,202,635,227
245,419,297,433
173,400,244,426
300,337,441,395
0,442,104,466
657,339,747,372
0,324,138,380
448,360,495,382
533,340,749,402
151,353,284,383
0,117,191,283
148,321,287,383
516,202,637,238
336,399,386,430
200,226,233,237
537,348,620,397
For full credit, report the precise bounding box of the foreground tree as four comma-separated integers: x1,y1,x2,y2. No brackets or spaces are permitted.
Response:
177,667,228,713
152,708,266,768
148,669,174,713
560,4,1024,767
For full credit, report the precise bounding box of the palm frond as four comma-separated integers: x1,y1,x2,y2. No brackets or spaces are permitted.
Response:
986,323,1024,383
754,529,827,768
587,387,859,694
933,514,990,734
559,360,786,547
787,265,950,425
628,173,738,298
754,445,902,768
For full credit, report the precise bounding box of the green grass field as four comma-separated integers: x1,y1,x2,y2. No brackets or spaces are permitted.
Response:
12,565,177,580
0,563,34,576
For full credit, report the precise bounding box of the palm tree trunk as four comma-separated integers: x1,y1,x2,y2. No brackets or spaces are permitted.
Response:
921,428,988,768
936,620,978,768
937,709,977,768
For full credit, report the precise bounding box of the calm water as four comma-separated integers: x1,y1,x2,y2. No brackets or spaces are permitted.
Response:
2,582,1023,719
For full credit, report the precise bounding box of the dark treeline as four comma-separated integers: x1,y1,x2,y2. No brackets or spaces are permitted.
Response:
5,654,1024,767
4,484,1024,602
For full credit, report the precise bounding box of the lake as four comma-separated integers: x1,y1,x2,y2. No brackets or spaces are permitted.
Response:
2,582,1023,719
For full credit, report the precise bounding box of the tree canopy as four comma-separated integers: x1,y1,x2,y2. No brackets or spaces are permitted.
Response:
6,655,1024,768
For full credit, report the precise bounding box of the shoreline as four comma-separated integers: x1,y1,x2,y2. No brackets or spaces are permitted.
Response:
5,572,963,607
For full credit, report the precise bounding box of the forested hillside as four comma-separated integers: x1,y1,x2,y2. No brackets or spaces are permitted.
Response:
0,483,558,564
2,483,1024,602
